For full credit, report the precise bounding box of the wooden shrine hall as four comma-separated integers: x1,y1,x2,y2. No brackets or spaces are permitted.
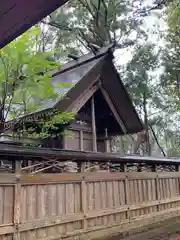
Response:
5,45,143,153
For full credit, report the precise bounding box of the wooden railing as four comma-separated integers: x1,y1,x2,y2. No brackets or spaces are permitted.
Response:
1,171,180,239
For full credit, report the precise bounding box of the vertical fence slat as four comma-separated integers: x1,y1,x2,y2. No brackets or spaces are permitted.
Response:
74,183,81,213
65,183,74,233
20,186,27,222
0,187,3,225
36,185,47,239
94,182,101,226
13,161,21,240
81,179,87,229
107,181,114,224
155,173,160,212
125,176,130,220
100,181,108,225
147,180,152,213
56,184,65,235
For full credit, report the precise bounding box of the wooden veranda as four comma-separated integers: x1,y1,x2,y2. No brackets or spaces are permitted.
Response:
0,144,180,240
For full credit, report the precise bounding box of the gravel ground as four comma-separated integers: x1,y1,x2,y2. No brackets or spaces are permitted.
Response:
94,218,180,240
119,224,180,240
168,234,180,240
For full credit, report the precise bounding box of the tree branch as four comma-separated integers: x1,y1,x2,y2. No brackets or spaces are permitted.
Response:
149,124,166,157
148,105,171,118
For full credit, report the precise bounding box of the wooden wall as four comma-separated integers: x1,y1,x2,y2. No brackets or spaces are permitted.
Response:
64,122,106,152
42,119,109,152
1,171,180,239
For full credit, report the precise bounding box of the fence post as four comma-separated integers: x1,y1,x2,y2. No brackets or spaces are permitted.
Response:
152,164,157,172
81,173,87,230
175,165,180,196
137,164,142,172
175,164,180,172
152,164,160,212
13,160,21,240
124,163,130,220
120,162,127,172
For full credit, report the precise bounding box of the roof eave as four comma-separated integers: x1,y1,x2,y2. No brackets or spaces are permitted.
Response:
0,0,68,49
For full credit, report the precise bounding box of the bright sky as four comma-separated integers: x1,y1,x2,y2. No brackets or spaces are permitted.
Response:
114,9,166,66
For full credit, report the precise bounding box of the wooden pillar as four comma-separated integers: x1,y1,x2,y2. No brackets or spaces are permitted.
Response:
105,128,110,152
152,164,157,172
120,162,127,172
80,130,83,151
63,134,68,149
137,164,142,172
80,130,86,172
91,95,97,152
12,160,15,173
119,136,124,155
28,160,32,168
175,164,180,172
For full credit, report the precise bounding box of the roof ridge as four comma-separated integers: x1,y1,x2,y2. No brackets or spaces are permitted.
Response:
53,44,114,77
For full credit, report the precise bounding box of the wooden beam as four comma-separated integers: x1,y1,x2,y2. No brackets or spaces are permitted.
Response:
91,95,97,152
100,87,127,134
66,82,99,113
1,144,180,164
68,121,92,132
76,113,92,122
11,204,180,234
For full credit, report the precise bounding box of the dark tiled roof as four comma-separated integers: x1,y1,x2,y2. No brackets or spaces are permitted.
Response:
30,45,112,114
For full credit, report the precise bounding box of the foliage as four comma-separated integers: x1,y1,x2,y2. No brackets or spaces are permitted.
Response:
16,111,75,139
123,43,161,127
0,27,55,119
111,0,180,157
160,0,180,106
0,26,74,137
153,0,180,156
42,0,149,57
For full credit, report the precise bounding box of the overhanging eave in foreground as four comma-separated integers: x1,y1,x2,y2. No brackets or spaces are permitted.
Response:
0,0,68,49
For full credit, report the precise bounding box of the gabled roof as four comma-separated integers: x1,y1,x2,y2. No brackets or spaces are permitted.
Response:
31,45,112,113
5,45,143,135
0,0,68,49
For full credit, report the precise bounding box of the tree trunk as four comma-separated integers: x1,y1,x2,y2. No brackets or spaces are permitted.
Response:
143,91,151,156
0,101,5,134
149,125,166,157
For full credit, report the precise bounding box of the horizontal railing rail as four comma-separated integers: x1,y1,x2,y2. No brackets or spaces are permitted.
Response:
0,143,179,165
